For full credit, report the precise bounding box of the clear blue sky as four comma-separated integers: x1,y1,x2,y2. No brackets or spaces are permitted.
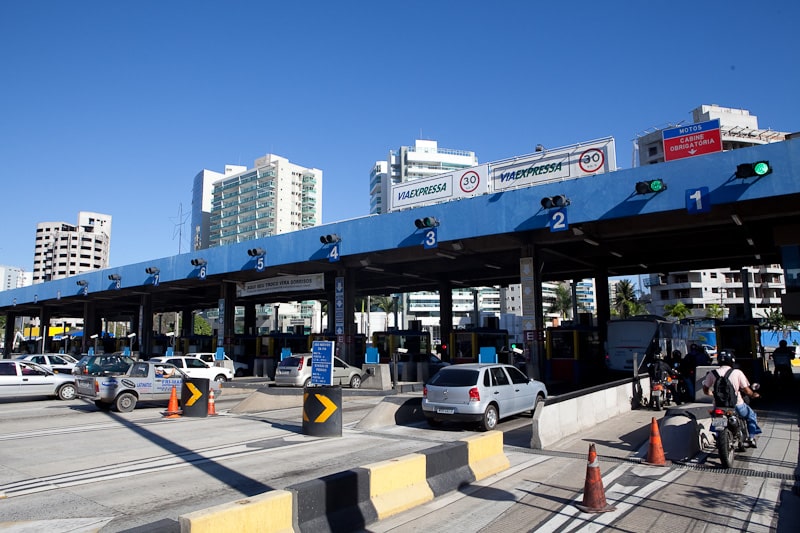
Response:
1,1,797,272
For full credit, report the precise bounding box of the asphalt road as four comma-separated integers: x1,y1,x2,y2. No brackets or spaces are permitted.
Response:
0,382,798,533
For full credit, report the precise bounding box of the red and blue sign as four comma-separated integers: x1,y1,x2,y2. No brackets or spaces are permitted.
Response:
662,119,721,162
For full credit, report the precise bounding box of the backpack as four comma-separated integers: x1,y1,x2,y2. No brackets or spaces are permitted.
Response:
712,368,737,408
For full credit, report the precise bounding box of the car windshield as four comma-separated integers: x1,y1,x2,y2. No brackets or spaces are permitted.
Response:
428,368,479,387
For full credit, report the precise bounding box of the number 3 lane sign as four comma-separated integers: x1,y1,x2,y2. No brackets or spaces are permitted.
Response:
549,208,569,232
686,187,710,214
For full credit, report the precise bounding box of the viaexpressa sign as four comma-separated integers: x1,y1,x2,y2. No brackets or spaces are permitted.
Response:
389,138,616,211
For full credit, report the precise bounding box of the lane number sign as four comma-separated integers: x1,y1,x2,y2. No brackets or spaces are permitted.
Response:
422,227,438,249
686,187,711,214
549,208,569,232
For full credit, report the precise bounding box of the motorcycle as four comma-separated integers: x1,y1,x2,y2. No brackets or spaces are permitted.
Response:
710,383,759,468
649,369,687,410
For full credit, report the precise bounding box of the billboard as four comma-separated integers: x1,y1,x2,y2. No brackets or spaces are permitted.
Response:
491,137,616,192
390,164,490,211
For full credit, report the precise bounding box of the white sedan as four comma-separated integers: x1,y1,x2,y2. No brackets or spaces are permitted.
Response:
15,353,78,374
148,356,234,382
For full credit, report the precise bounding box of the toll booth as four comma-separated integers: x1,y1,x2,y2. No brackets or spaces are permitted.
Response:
372,329,432,363
263,332,310,357
544,326,603,388
448,327,510,364
716,320,766,382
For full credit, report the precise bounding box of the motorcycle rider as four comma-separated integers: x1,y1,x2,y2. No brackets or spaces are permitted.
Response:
702,351,762,447
770,340,795,381
648,351,678,404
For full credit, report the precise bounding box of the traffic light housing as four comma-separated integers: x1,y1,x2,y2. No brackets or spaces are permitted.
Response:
635,179,666,194
414,217,440,229
540,195,569,209
319,234,341,244
190,258,207,266
735,161,772,179
247,247,265,257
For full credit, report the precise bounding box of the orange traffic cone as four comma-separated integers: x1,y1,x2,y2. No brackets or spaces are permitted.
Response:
163,385,181,419
643,417,667,466
575,443,616,513
207,389,217,416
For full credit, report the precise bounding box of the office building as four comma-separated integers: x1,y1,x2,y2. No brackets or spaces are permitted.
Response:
636,105,789,320
0,266,30,292
32,212,112,283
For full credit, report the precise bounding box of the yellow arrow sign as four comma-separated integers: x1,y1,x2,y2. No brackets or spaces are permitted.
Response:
302,392,309,422
185,382,203,407
314,393,338,423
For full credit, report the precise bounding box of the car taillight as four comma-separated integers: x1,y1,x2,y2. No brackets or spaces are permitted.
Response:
95,381,99,393
297,358,304,371
469,387,480,402
423,386,427,398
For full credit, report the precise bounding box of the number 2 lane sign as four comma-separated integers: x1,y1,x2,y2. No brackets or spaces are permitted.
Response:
549,208,569,232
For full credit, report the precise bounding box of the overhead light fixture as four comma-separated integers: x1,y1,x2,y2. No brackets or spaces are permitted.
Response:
436,251,457,259
583,238,600,246
731,214,743,226
451,241,464,251
485,264,502,270
755,254,762,260
364,266,384,272
145,267,160,275
402,272,420,278
610,251,623,258
572,227,585,236
359,258,371,267
127,333,136,338
746,238,755,246
639,264,648,269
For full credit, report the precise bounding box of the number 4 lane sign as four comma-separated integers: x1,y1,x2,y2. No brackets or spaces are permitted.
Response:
686,187,710,214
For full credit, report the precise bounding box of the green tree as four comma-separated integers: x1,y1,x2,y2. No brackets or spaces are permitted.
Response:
193,314,212,336
614,279,637,318
664,301,691,321
759,308,794,330
373,295,399,328
551,283,573,319
705,303,724,319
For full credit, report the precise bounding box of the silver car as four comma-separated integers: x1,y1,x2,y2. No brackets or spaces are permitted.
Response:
0,360,78,401
275,354,362,388
422,363,547,431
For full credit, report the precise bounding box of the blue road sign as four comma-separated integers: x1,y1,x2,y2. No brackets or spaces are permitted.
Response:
549,208,569,232
311,341,335,386
686,187,711,214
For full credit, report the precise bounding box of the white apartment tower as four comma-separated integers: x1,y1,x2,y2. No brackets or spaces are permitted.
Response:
636,105,790,319
191,154,323,249
32,212,112,283
370,139,478,214
0,265,29,291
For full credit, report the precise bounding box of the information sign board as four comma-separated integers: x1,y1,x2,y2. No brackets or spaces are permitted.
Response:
311,340,334,386
662,119,722,162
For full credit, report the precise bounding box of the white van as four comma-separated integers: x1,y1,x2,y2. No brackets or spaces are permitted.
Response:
186,352,248,377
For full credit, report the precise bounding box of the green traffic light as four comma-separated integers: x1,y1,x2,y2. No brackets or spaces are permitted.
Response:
753,161,771,176
649,179,664,192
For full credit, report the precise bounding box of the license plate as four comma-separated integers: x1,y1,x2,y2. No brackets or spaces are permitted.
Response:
711,418,726,429
436,408,455,414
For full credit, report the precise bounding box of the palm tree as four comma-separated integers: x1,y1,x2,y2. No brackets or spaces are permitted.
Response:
664,301,691,321
551,283,573,319
705,304,724,319
614,279,637,318
372,296,397,328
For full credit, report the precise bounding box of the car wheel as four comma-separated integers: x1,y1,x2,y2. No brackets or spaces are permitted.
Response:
115,392,137,413
530,394,545,417
303,377,311,388
235,368,245,378
214,375,228,382
480,404,499,431
57,383,77,401
350,374,362,389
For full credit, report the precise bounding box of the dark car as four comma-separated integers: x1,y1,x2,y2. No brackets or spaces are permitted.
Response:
390,352,449,382
72,353,136,376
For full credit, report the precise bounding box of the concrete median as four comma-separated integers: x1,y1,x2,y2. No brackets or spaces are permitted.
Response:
289,468,377,533
365,453,434,520
179,490,293,533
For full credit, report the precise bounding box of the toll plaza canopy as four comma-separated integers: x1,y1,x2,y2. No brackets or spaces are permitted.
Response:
2,138,800,331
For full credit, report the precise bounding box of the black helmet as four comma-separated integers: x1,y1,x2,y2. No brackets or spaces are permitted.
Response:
718,351,735,366
654,351,665,360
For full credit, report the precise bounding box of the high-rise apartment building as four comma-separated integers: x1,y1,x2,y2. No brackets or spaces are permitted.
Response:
636,105,790,320
0,265,29,291
32,212,112,283
191,154,322,249
369,139,478,215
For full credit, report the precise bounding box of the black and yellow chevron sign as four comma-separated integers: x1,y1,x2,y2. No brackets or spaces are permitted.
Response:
302,392,338,423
